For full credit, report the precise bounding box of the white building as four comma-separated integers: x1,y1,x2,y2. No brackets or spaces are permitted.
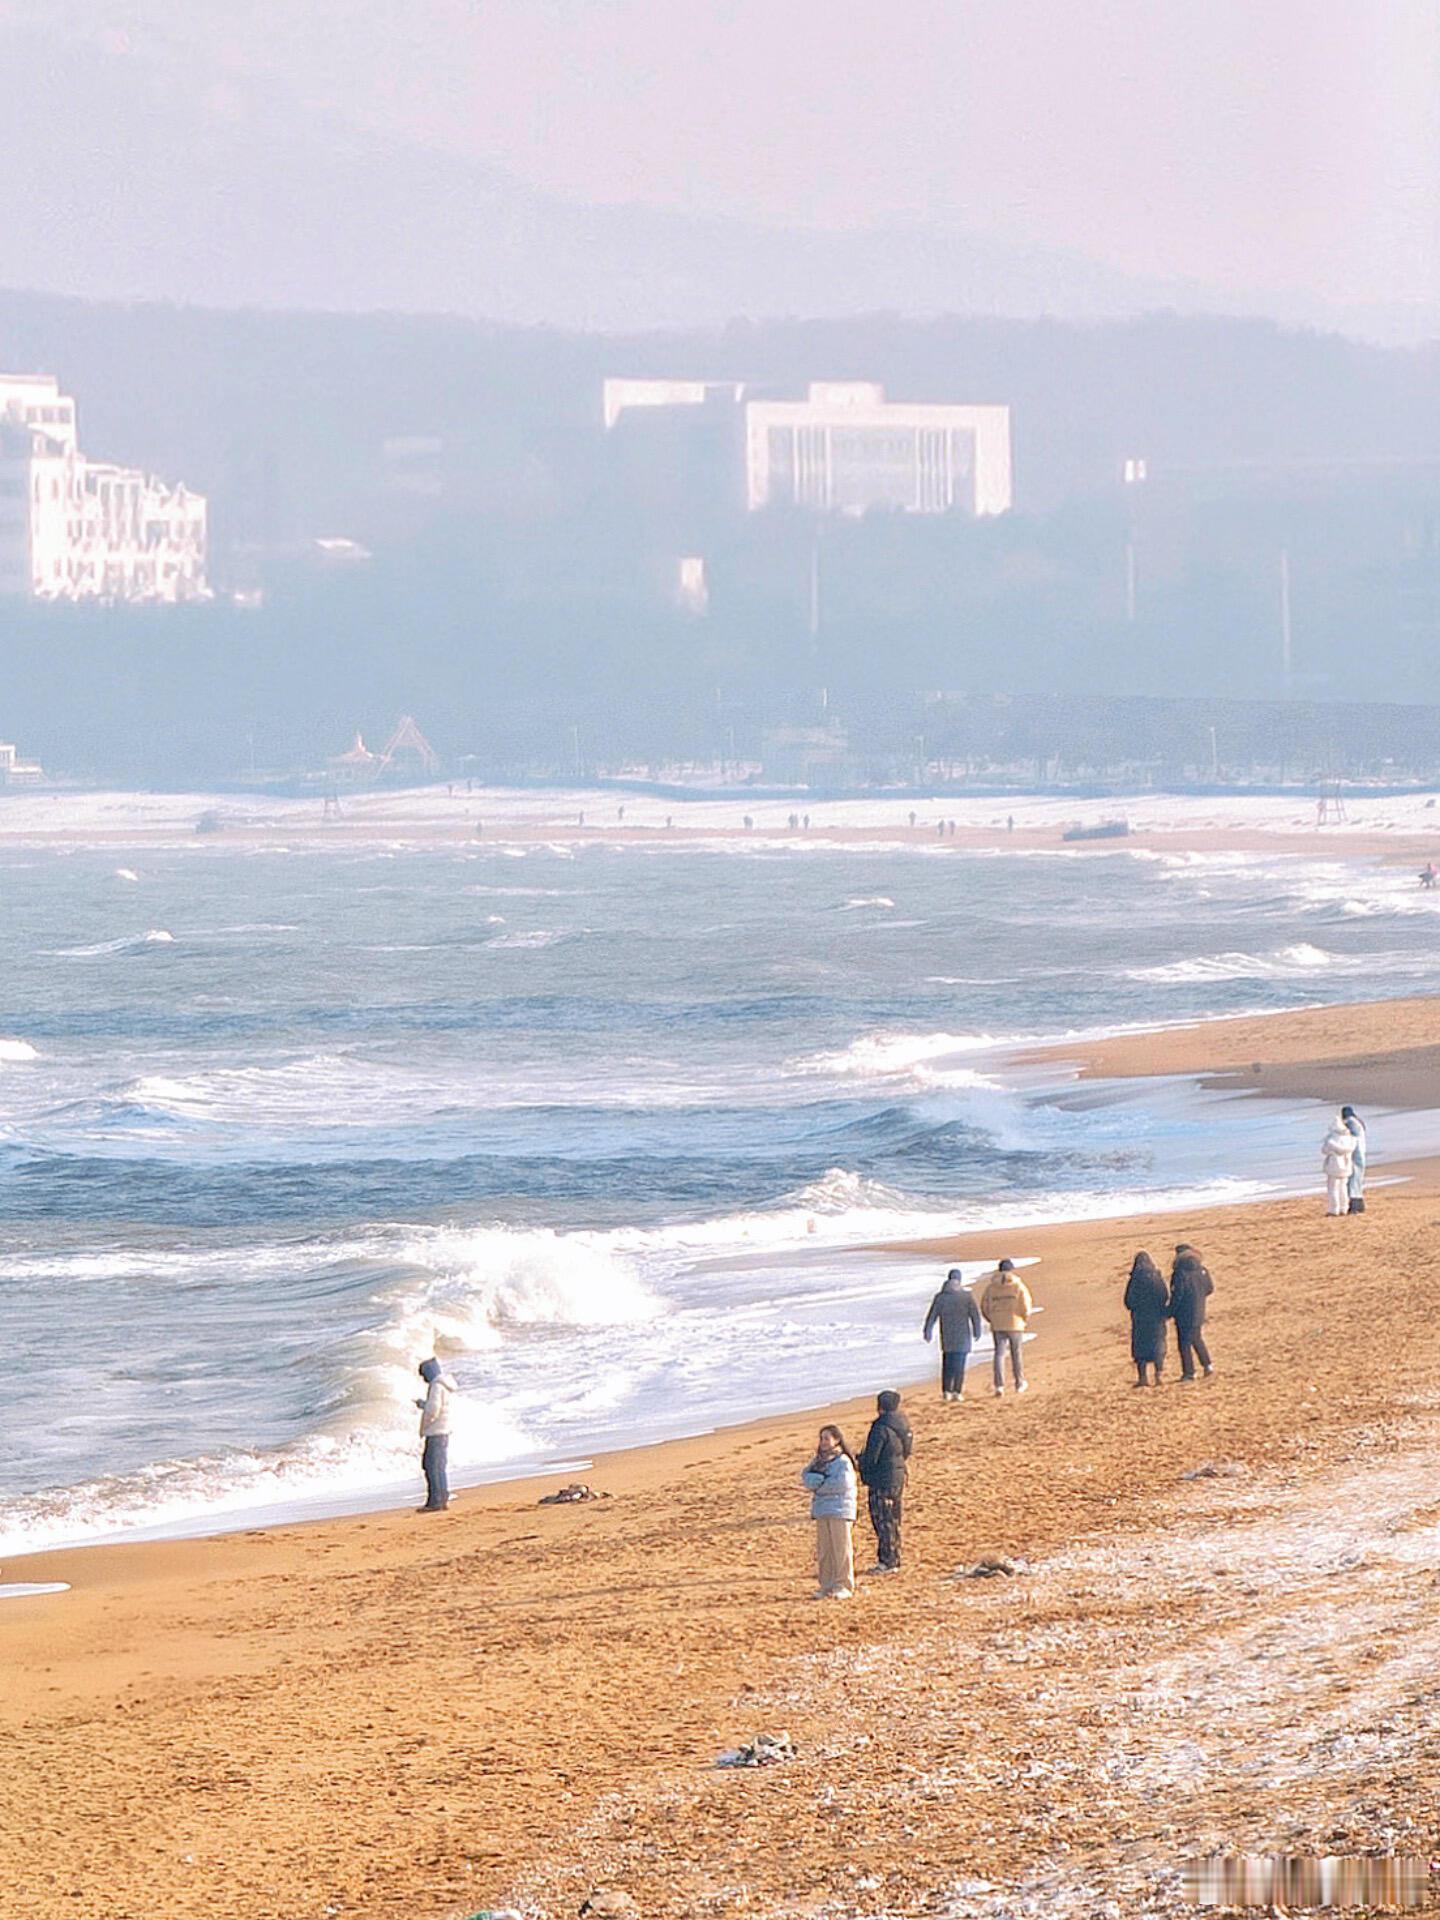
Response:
0,375,208,603
602,378,748,431
745,382,1012,517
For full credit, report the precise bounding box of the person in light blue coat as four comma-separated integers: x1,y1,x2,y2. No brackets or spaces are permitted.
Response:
1342,1105,1367,1214
800,1424,858,1599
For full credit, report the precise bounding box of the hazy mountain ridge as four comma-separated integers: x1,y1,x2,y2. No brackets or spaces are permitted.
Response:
1,20,1432,341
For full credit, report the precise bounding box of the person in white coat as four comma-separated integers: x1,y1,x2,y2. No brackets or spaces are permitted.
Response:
1321,1116,1358,1217
415,1356,458,1512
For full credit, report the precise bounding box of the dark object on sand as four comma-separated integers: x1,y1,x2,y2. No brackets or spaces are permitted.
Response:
194,809,224,835
1062,818,1130,842
955,1552,1031,1577
717,1731,797,1769
579,1893,640,1918
539,1482,612,1505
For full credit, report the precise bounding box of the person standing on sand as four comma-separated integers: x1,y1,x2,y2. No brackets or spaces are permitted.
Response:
1341,1105,1367,1213
1124,1251,1169,1387
415,1357,457,1512
1321,1114,1358,1217
979,1258,1034,1396
857,1390,912,1574
1168,1246,1215,1381
923,1267,983,1402
799,1424,858,1599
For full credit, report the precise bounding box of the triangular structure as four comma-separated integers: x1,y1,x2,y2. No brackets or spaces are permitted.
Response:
378,714,440,775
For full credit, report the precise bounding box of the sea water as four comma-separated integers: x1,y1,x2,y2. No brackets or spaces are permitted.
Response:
4,806,1440,1554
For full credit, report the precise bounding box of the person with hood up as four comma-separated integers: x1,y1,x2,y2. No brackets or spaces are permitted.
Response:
1341,1105,1367,1214
1322,1113,1358,1217
979,1258,1034,1396
1168,1246,1215,1381
857,1390,913,1573
799,1424,858,1599
1123,1250,1169,1387
923,1267,984,1402
415,1356,458,1512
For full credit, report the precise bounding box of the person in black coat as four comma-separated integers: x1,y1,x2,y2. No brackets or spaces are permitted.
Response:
857,1389,913,1573
922,1268,984,1402
1168,1244,1215,1381
1123,1251,1169,1387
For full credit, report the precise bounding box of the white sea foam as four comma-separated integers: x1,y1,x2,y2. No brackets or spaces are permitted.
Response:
114,867,140,883
840,895,896,909
1127,943,1340,984
487,928,566,949
801,1030,1015,1080
50,929,175,958
0,1038,39,1063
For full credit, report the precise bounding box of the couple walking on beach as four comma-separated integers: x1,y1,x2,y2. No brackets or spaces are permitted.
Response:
1125,1245,1214,1386
1322,1106,1367,1216
800,1390,913,1599
922,1258,1035,1400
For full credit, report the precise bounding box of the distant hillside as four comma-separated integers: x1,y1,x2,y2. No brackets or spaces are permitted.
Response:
0,20,1432,343
1,291,1437,544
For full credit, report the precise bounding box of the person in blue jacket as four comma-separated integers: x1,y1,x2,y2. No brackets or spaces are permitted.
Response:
799,1424,858,1599
1342,1105,1367,1214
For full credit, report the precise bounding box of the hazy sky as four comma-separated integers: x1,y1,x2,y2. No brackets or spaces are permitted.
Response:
14,0,1440,311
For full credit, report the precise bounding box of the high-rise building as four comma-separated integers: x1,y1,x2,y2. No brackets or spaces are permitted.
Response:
0,375,208,603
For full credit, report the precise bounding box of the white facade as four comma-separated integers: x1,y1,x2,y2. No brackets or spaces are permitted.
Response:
745,383,1012,517
602,377,747,431
0,375,208,603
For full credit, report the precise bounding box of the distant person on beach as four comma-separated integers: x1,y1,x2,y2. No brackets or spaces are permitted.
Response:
799,1424,858,1599
857,1390,912,1573
922,1267,983,1402
979,1258,1034,1396
415,1357,457,1512
1341,1105,1367,1213
1321,1114,1359,1217
1168,1246,1215,1380
1124,1251,1170,1387
1421,862,1437,889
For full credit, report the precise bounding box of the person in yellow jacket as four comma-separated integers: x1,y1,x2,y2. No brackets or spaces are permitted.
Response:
979,1258,1033,1397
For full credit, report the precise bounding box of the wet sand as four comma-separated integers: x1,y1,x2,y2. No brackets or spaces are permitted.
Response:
1039,994,1440,1110
7,987,1440,1918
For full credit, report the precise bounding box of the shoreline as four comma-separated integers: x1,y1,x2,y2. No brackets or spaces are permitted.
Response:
8,996,1440,1568
11,1151,1440,1919
3,782,1440,862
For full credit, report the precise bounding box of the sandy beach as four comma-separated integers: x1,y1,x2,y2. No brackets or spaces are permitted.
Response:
5,997,1440,1919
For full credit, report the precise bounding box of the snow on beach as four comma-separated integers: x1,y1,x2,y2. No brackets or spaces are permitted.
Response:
3,782,1440,848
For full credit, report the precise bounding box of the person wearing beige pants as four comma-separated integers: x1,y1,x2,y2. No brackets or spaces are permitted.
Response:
800,1425,858,1599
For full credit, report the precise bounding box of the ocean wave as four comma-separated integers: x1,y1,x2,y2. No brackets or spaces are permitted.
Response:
487,929,568,949
0,1397,533,1560
798,1030,1017,1081
0,1038,39,1063
384,1224,661,1350
49,929,175,958
1126,943,1341,984
840,895,895,909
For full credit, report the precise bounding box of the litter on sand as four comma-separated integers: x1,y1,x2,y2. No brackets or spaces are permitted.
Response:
716,1731,797,1768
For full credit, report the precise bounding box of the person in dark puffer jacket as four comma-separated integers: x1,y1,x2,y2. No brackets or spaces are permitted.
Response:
1168,1245,1215,1382
857,1389,913,1573
923,1267,984,1402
